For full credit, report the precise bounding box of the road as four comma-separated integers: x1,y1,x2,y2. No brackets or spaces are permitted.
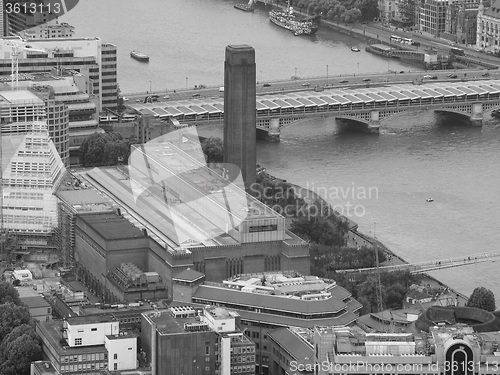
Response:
122,68,498,106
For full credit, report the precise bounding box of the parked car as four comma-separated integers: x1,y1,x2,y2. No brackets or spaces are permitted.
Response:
339,79,348,83
263,83,271,87
302,82,310,86
163,95,170,99
192,93,201,97
447,73,458,78
482,72,490,77
362,78,371,82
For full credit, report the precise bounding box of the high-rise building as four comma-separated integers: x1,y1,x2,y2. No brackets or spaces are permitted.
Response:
223,44,256,190
0,0,5,37
0,36,118,112
0,90,65,249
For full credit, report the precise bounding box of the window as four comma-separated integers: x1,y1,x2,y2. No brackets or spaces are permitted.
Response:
206,346,210,355
114,354,117,360
114,363,117,370
74,338,82,346
91,328,97,331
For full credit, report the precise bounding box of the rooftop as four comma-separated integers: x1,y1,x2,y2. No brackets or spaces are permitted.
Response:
66,314,116,325
77,212,147,241
172,268,205,283
22,295,51,309
36,321,108,356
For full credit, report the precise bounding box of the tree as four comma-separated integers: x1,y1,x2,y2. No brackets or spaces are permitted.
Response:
0,324,42,375
0,282,21,305
466,287,496,312
79,133,130,167
0,302,32,340
201,137,223,163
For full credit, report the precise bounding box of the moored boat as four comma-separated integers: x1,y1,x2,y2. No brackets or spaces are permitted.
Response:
351,46,360,52
130,51,149,62
269,0,319,36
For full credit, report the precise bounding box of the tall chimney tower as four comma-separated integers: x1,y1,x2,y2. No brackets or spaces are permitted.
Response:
223,45,256,190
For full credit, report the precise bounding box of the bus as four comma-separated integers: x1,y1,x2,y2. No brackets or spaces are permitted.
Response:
450,47,465,56
390,35,401,43
401,37,413,45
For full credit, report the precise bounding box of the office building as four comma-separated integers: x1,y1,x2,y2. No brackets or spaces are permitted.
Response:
187,271,362,375
141,305,255,375
223,45,256,189
21,295,52,322
417,0,448,35
0,90,65,249
36,314,137,375
0,36,118,112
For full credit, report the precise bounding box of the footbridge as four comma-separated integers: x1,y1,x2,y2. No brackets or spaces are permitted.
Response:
129,79,500,140
335,250,500,275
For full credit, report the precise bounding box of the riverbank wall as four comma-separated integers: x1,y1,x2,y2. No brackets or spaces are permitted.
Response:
284,178,470,306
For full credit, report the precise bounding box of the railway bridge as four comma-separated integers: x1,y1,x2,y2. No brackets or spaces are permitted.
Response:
129,79,500,141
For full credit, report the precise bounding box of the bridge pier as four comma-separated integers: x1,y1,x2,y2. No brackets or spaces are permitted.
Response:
470,102,483,127
368,110,381,134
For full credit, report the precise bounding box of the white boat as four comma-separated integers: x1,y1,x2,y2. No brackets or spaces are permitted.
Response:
426,198,434,202
351,46,361,52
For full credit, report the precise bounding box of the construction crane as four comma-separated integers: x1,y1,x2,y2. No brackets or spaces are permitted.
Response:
5,40,47,90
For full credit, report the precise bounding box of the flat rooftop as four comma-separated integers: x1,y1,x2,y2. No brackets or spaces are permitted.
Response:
0,90,45,104
143,309,210,335
37,321,108,356
77,212,146,241
66,314,116,325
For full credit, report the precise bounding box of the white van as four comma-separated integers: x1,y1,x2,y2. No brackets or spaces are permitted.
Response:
219,87,224,92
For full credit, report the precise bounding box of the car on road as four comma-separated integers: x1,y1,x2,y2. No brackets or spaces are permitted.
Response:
302,82,310,86
362,78,371,82
163,95,170,99
412,41,420,46
262,83,271,87
192,93,201,98
135,99,142,102
122,97,129,101
339,79,348,83
447,73,458,78
423,75,438,79
482,72,490,77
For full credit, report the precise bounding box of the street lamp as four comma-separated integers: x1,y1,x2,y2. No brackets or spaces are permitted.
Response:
149,80,152,93
294,67,297,79
357,62,359,75
186,77,188,90
326,64,329,86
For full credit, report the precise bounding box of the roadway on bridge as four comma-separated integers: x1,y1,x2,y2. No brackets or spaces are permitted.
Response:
123,68,500,106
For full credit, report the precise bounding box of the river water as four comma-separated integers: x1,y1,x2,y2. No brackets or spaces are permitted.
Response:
61,0,500,304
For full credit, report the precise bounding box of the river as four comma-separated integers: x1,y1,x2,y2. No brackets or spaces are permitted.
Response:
60,0,500,305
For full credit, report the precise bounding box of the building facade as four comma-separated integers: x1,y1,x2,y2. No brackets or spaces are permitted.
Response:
477,0,500,52
141,306,255,375
0,36,118,112
36,314,138,375
0,90,65,249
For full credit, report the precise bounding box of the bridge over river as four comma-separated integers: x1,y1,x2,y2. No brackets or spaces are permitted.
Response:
128,79,500,140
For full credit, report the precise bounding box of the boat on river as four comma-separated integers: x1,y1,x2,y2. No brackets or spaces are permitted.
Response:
130,51,149,62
